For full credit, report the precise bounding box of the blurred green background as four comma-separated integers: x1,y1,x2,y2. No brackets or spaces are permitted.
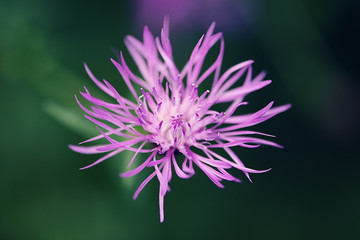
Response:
1,0,359,239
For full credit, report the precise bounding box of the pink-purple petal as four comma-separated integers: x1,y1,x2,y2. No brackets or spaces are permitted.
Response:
120,150,157,178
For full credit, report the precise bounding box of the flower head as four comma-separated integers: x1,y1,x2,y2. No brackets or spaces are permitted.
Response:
69,17,290,222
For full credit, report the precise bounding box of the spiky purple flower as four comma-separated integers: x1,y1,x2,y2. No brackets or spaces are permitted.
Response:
69,17,290,222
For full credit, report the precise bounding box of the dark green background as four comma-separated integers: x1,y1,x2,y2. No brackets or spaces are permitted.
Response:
1,0,359,239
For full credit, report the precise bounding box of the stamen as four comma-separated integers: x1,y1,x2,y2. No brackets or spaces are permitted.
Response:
157,102,162,111
158,120,163,129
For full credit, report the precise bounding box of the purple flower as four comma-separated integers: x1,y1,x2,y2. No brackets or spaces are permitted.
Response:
69,17,290,222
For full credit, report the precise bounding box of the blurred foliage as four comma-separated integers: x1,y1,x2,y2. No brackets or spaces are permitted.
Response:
0,0,359,239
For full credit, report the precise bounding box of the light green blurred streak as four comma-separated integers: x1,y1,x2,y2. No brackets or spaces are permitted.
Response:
44,101,136,189
1,0,138,194
43,102,98,137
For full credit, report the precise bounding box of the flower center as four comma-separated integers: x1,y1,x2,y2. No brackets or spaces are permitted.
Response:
156,110,194,153
136,85,219,154
170,114,184,130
